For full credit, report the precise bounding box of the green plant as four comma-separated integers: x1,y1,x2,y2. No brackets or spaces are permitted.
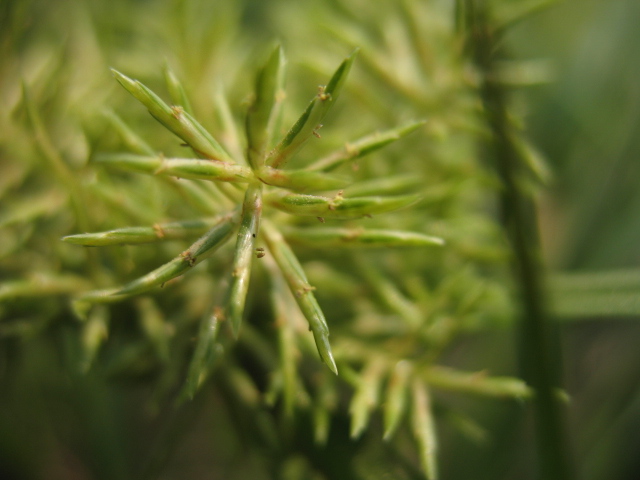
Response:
13,0,640,479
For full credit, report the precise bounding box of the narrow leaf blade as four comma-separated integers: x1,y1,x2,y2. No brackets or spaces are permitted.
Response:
78,212,238,302
263,222,337,374
96,154,253,183
283,227,444,248
267,191,421,219
257,166,349,192
411,379,438,480
266,50,358,168
309,120,426,171
112,69,233,162
63,218,222,246
246,45,285,169
226,184,263,336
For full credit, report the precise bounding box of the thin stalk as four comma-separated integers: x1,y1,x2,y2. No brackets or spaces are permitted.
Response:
466,2,573,479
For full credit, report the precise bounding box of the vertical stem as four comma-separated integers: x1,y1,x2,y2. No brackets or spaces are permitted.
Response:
465,2,573,479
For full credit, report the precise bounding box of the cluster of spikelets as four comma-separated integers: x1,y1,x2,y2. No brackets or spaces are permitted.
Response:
61,47,447,394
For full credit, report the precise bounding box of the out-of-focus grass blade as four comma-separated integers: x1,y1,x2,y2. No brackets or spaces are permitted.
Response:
268,258,300,417
511,132,552,185
111,70,233,162
384,360,412,441
63,217,222,246
80,305,109,373
267,191,421,219
411,379,438,480
0,274,89,301
266,50,358,168
164,178,230,216
313,371,338,445
78,212,238,303
283,226,444,248
96,153,253,183
257,166,349,192
163,63,193,113
181,303,223,399
213,88,245,162
357,255,422,327
262,221,337,374
0,191,66,228
246,46,285,169
22,83,90,231
342,175,424,197
136,298,173,362
440,406,488,444
349,359,385,438
494,0,558,34
308,120,426,171
550,270,640,318
424,366,532,399
102,110,155,156
226,184,263,337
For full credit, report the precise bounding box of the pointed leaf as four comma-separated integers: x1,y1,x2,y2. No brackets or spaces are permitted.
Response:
246,46,285,169
423,366,532,399
349,359,385,438
266,50,358,168
267,191,421,219
182,305,223,399
257,166,349,192
112,69,233,162
308,120,426,171
63,218,219,246
269,261,301,417
78,212,239,303
384,361,412,440
163,63,193,113
226,184,263,336
262,221,337,374
95,153,253,183
283,227,444,248
411,379,438,480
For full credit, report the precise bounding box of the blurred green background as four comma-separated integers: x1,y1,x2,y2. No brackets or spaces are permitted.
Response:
2,0,640,479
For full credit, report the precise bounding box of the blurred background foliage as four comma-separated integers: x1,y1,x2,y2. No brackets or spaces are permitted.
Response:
1,0,640,479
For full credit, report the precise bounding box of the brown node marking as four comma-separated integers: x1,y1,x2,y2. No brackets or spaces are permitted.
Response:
153,153,167,175
313,124,323,138
344,228,363,241
171,105,184,118
317,216,325,223
153,224,166,238
214,306,226,321
317,85,331,101
181,250,197,266
295,284,316,297
328,190,344,211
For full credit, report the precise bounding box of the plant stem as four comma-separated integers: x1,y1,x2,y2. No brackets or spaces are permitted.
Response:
465,2,573,479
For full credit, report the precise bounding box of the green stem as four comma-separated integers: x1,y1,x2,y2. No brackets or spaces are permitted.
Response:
465,2,573,479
